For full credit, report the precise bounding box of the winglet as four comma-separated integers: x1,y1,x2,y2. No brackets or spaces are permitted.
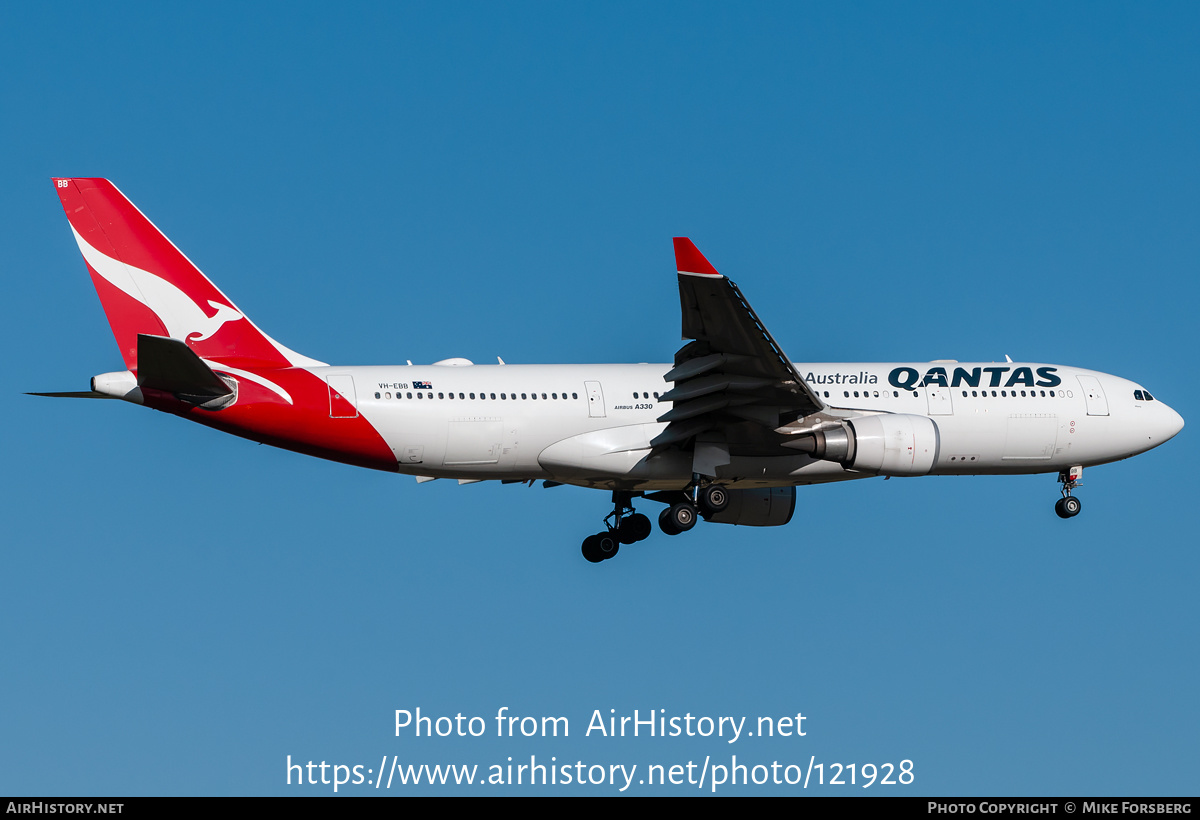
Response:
673,237,723,278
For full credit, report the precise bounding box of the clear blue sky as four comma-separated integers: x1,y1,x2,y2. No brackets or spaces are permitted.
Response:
2,2,1197,795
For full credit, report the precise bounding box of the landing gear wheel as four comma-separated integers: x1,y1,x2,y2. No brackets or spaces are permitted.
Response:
665,502,698,533
596,531,620,559
658,508,681,536
581,534,604,563
1055,468,1083,519
617,513,652,544
582,532,620,562
1055,496,1082,519
699,484,729,516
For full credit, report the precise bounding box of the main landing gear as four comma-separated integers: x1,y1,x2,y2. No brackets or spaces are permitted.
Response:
658,502,697,536
1054,466,1083,519
581,491,652,563
580,482,731,562
657,480,729,533
658,482,729,536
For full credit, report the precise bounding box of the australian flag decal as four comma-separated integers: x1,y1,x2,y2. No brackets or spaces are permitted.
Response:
413,380,432,390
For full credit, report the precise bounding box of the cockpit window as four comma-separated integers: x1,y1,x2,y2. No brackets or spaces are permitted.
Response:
1144,391,1155,401
1134,390,1145,401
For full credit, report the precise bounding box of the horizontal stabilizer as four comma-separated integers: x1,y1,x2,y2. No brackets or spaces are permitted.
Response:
137,333,234,406
27,391,117,399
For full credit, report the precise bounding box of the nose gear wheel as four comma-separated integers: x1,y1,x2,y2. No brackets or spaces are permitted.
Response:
1055,468,1083,519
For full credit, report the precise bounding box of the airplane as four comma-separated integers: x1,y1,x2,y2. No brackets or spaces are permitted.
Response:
37,178,1185,563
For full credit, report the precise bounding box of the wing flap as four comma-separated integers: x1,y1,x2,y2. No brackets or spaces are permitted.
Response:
658,373,775,404
658,394,759,424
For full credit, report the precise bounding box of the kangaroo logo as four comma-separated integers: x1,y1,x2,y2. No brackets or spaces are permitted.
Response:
183,300,243,342
71,226,245,343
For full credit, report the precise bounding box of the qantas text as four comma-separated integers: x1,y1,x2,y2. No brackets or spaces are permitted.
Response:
888,366,1061,390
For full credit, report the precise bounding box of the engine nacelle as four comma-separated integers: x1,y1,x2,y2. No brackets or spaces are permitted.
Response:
801,414,939,476
848,414,939,475
705,487,796,527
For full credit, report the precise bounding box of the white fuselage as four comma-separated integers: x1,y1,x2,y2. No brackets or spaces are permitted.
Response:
315,360,1183,490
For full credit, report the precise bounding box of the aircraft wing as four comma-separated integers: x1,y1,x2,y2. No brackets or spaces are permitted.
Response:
653,239,827,459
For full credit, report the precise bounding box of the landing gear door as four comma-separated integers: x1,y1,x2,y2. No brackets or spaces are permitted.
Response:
1077,375,1109,416
585,381,606,418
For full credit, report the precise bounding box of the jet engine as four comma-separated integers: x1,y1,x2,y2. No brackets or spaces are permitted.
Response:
789,414,939,476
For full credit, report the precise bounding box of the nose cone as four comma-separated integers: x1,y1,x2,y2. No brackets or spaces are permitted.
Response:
1160,402,1185,442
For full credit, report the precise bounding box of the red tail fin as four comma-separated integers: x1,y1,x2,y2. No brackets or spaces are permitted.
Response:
53,178,321,371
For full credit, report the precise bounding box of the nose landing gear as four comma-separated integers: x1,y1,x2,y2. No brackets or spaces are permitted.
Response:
1055,467,1083,519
